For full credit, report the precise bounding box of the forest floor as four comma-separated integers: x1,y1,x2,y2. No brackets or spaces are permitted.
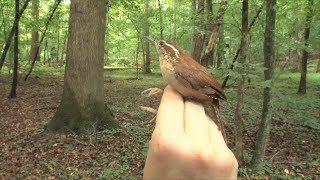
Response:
0,70,319,179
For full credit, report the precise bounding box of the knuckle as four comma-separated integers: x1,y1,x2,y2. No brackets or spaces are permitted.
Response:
212,149,238,169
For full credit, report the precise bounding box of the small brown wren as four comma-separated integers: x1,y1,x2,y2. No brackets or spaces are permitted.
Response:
148,38,227,138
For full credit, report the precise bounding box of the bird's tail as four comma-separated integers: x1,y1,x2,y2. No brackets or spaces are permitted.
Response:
210,100,227,142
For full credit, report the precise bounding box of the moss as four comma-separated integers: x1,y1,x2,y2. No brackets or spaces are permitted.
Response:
46,82,119,134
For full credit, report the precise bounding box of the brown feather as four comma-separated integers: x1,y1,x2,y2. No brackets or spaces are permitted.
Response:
172,52,226,101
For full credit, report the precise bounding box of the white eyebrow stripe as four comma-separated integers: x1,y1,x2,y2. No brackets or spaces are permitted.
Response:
165,43,180,58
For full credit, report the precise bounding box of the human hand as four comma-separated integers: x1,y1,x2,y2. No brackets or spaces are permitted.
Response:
143,86,238,180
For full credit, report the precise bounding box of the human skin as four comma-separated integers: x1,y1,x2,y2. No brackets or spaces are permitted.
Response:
143,86,238,180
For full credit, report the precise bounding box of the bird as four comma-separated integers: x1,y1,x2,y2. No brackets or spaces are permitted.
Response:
147,37,227,140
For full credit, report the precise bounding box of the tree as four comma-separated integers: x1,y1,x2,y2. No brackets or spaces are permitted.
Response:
251,0,276,170
298,0,314,94
216,25,225,68
29,0,39,63
0,0,31,71
9,0,20,98
201,0,227,65
24,0,62,80
234,0,249,165
192,0,205,62
222,4,263,88
143,0,151,74
47,0,117,133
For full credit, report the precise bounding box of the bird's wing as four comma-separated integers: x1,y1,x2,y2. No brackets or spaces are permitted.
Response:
173,61,226,100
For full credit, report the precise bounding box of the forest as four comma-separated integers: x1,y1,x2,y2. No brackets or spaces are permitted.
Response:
0,0,319,179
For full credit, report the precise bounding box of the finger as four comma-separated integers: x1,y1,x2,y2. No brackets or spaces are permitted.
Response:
184,101,210,141
155,86,184,135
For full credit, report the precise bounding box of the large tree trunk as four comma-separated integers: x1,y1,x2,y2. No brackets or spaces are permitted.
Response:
234,0,249,165
0,0,31,71
144,0,151,74
251,0,276,170
192,0,205,62
9,0,20,99
47,0,117,133
298,0,313,94
29,0,39,63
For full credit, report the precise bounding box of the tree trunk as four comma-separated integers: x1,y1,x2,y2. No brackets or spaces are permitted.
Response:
43,34,48,64
222,4,263,88
24,0,62,80
47,0,117,133
0,0,31,71
234,0,249,165
1,2,8,44
216,25,225,68
157,0,164,39
251,0,276,170
201,0,227,64
204,0,214,66
9,0,19,99
56,10,60,64
192,0,205,62
316,59,320,73
29,0,39,63
144,0,151,74
298,0,313,94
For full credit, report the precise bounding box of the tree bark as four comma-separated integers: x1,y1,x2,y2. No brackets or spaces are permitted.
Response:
216,25,225,68
201,0,227,64
56,10,60,64
251,0,276,170
0,0,31,71
192,0,205,62
234,0,249,165
144,0,151,74
29,0,39,63
47,0,117,133
298,0,313,94
43,34,48,64
1,2,8,44
316,59,320,73
24,0,62,80
9,0,20,99
222,3,263,88
201,0,214,66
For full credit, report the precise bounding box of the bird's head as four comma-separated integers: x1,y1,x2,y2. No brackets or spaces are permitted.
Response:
146,37,182,61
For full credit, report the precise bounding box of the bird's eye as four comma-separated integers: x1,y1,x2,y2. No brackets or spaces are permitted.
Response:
159,40,165,46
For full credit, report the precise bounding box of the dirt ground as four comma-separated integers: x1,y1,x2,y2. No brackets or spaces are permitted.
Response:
0,76,319,179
